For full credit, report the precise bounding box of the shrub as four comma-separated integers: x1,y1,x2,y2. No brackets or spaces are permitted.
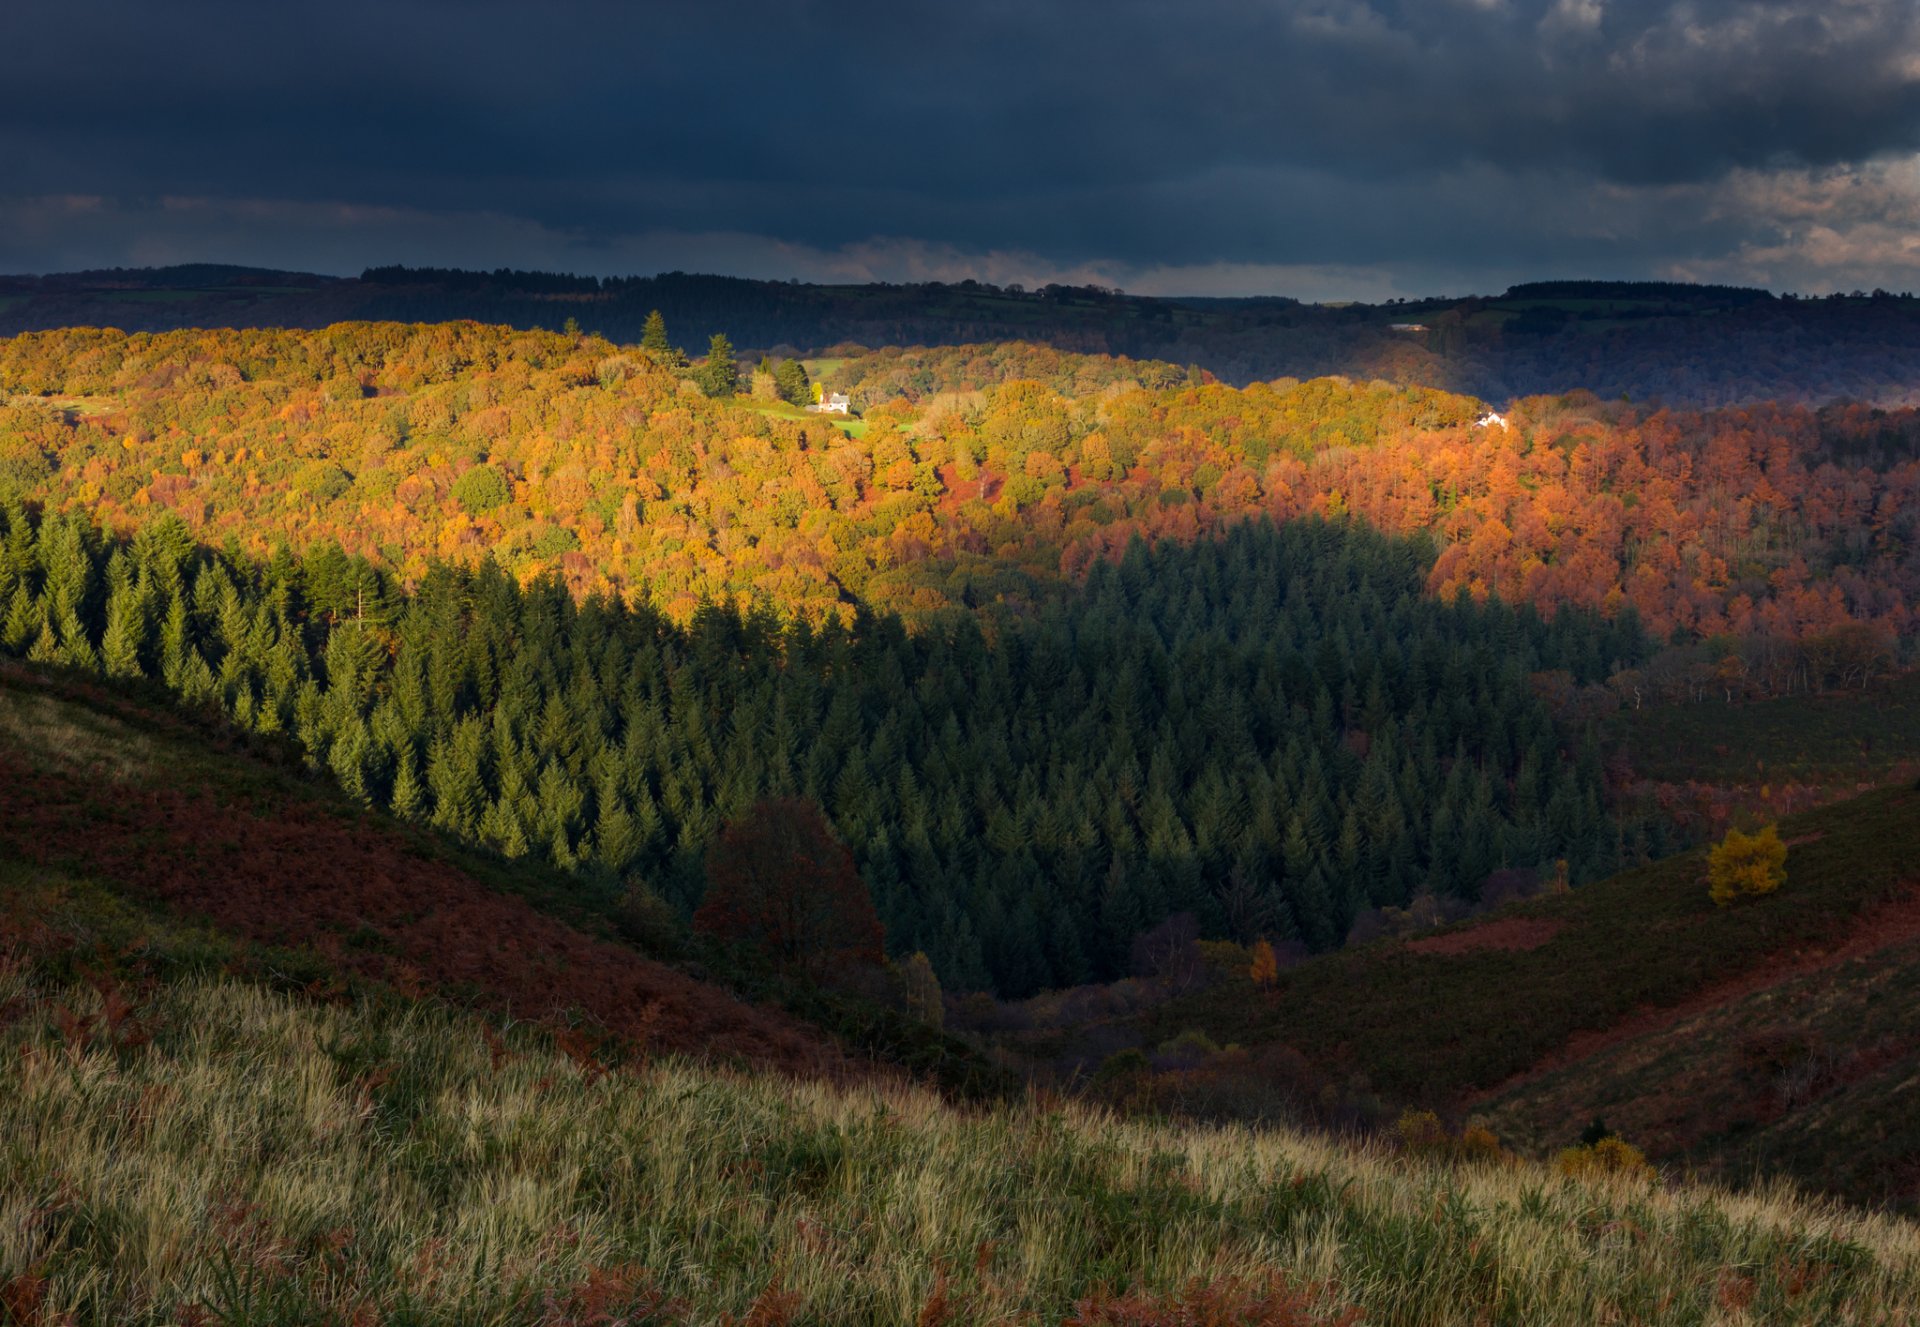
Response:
1708,823,1788,906
1092,1048,1150,1088
1556,1135,1654,1183
1456,1125,1504,1163
1153,1028,1221,1071
615,882,685,956
452,464,511,514
1393,1109,1507,1165
896,951,944,1029
1394,1109,1451,1156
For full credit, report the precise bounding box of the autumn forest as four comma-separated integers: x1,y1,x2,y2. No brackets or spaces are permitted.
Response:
0,317,1912,994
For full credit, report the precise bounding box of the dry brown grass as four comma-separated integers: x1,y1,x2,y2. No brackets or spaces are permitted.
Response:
3,951,1918,1326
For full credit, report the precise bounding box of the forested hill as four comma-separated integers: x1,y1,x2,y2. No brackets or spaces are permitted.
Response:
9,265,1920,405
0,502,1670,997
3,323,1916,651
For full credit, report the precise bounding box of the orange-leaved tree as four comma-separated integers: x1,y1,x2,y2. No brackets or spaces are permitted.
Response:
694,797,885,978
1707,823,1788,907
1249,939,1280,990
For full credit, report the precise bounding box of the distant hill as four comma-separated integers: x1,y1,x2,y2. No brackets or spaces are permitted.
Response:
8,265,1920,405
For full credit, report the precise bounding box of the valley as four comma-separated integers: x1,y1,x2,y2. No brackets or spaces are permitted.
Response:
0,283,1916,1323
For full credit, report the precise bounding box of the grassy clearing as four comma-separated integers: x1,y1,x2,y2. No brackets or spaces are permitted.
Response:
3,395,118,417
5,945,1919,1326
733,396,867,438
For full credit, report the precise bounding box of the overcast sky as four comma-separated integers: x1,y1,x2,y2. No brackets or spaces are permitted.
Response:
5,0,1920,300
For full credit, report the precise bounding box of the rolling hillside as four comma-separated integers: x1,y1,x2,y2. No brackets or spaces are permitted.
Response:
0,661,1003,1097
5,665,1920,1323
1137,777,1920,1208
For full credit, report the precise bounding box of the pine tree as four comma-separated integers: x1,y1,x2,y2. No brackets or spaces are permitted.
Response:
26,620,59,664
1,585,37,653
697,333,739,398
390,745,427,821
593,794,641,875
773,358,811,406
159,592,192,688
640,309,672,355
480,794,531,858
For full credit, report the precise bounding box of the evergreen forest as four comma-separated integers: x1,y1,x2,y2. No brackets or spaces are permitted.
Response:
0,501,1664,994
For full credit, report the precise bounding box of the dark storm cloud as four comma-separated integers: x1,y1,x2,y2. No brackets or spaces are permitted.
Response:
3,0,1920,291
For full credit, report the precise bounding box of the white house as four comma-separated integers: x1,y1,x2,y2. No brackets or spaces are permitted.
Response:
1474,411,1509,430
810,392,851,415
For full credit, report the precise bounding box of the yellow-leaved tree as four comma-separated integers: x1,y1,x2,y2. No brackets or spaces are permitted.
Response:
1708,824,1788,907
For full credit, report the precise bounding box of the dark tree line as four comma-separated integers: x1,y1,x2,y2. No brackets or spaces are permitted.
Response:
13,267,1920,407
0,503,1670,995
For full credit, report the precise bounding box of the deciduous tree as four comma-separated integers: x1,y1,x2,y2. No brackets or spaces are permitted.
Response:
1708,823,1788,906
694,796,884,977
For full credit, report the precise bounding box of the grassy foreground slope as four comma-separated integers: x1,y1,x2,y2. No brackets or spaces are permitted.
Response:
0,660,1013,1099
10,960,1920,1326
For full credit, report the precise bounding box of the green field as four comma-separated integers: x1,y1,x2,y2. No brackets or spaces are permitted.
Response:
736,394,867,437
4,393,118,416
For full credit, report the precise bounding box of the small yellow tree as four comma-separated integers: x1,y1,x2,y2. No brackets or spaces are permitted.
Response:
1708,823,1788,907
1249,939,1280,990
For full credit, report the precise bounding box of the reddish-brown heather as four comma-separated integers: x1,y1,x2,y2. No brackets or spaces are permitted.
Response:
0,754,855,1078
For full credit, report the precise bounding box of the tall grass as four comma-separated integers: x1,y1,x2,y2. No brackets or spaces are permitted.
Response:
4,956,1917,1325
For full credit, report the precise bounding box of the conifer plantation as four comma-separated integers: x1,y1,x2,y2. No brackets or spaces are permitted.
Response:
0,501,1662,995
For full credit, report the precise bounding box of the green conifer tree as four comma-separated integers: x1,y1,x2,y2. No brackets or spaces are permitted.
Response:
390,745,427,822
640,309,672,355
698,333,739,397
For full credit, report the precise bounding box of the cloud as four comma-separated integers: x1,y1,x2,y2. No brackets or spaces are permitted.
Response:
1661,155,1920,291
3,1,1920,294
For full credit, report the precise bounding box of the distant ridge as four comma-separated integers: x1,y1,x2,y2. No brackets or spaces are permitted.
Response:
0,263,338,291
1502,279,1776,305
5,263,1920,406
